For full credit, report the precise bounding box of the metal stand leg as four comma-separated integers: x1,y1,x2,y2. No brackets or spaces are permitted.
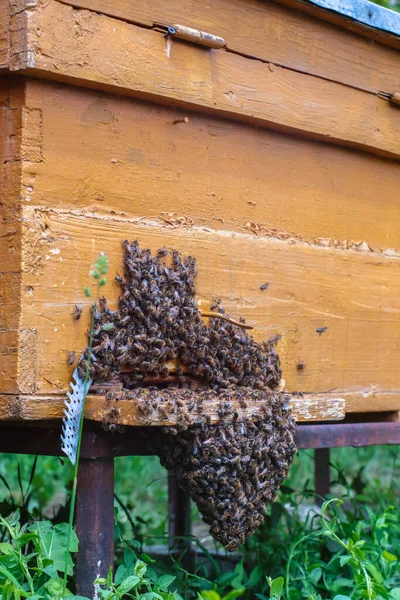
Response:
76,455,115,597
315,448,330,505
168,474,191,545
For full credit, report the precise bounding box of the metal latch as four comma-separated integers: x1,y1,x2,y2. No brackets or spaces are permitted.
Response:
153,22,226,49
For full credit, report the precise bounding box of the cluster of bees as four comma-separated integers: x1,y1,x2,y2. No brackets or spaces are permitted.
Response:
78,240,282,390
79,241,297,549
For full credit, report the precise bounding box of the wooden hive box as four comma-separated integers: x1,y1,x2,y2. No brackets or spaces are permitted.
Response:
1,0,400,427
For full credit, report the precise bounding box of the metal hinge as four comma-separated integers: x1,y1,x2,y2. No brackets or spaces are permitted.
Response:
153,22,226,49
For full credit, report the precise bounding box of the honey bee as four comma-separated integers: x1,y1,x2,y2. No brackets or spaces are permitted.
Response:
72,304,83,320
67,351,76,365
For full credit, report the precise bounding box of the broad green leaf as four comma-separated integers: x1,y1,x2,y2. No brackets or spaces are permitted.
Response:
141,553,156,565
230,561,245,588
222,589,245,600
123,549,135,568
216,572,238,587
331,578,354,590
0,564,27,596
200,592,221,600
15,534,38,550
0,543,15,555
248,566,263,587
146,567,158,583
116,575,140,594
389,589,400,600
0,551,24,583
43,564,58,578
269,576,284,599
332,596,351,600
309,567,322,584
157,575,176,591
383,551,398,563
373,582,389,599
29,522,78,575
365,562,383,583
114,564,130,586
133,560,147,579
44,577,64,596
2,580,13,600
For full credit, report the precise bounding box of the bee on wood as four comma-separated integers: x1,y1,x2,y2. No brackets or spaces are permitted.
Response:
259,282,269,292
316,326,328,335
67,351,76,365
72,304,83,320
268,334,282,345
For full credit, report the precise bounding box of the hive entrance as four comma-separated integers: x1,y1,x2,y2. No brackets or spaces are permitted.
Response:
80,241,297,550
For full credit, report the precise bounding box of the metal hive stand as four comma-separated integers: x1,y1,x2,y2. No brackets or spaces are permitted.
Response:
0,420,399,597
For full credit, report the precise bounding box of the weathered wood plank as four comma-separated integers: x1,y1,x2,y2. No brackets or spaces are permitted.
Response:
22,80,400,251
0,1,10,69
0,331,19,393
57,0,400,94
11,1,400,158
0,393,346,423
0,330,36,394
1,390,399,424
277,0,400,49
17,208,400,407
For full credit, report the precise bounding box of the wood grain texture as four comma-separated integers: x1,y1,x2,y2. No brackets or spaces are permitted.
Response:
12,1,400,158
57,0,400,94
0,393,346,423
0,331,19,393
16,208,400,413
277,0,400,50
22,80,400,252
1,391,399,424
1,81,21,397
0,1,10,69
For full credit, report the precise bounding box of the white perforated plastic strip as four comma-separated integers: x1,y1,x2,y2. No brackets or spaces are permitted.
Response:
61,366,93,465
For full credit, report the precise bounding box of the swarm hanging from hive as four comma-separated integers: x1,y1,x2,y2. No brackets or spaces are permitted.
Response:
79,241,297,550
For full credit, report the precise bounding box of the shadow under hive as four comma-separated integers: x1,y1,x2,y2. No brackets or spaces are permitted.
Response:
80,241,297,550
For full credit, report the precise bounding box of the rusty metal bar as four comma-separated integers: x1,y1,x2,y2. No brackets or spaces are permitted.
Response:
0,425,154,457
0,421,398,457
75,450,115,597
168,474,191,544
315,448,330,504
295,421,400,448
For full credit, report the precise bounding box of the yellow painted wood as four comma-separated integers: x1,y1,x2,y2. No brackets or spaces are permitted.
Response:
15,208,400,408
0,393,346,423
57,0,400,92
21,80,400,252
6,1,400,158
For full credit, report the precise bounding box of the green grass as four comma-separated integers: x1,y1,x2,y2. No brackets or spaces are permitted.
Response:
0,443,398,599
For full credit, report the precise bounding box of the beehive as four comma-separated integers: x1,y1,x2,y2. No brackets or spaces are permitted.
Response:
1,0,400,426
